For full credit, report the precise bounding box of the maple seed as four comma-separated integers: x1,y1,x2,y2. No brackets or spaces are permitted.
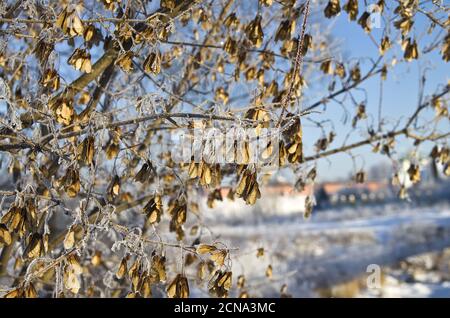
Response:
61,168,81,198
0,223,12,246
343,0,358,21
83,24,96,42
116,51,134,73
256,247,265,258
116,257,128,280
407,164,421,184
135,162,154,183
144,51,162,75
324,0,341,19
404,38,419,61
197,244,217,254
51,98,74,126
68,48,92,73
210,249,227,267
237,275,246,289
107,175,121,200
161,0,176,10
78,136,95,166
41,69,60,91
56,7,84,37
167,274,190,298
143,194,163,224
224,13,239,29
208,270,232,297
64,227,75,250
245,15,264,48
266,265,273,278
355,171,366,184
236,169,261,205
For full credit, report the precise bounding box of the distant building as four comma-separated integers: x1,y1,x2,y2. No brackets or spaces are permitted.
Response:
322,181,389,205
207,179,391,217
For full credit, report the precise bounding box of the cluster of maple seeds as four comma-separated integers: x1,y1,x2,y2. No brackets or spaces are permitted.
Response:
55,7,84,37
40,69,60,91
167,198,187,241
196,245,232,297
325,0,449,62
218,1,315,104
0,199,53,270
111,243,234,298
430,145,450,176
188,161,222,188
235,168,261,205
143,194,163,225
0,186,288,299
50,97,75,126
68,48,92,74
43,3,173,127
3,283,38,298
280,116,304,165
114,253,167,298
391,145,450,200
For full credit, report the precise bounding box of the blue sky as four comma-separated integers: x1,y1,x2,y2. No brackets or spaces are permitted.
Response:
309,4,449,181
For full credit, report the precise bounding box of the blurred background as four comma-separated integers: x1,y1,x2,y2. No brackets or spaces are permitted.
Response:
194,160,450,297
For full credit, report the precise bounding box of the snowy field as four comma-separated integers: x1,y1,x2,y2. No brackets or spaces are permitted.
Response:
199,201,450,297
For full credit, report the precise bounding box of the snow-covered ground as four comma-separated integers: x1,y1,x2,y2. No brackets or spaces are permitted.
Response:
361,273,450,298
200,201,450,297
360,248,450,298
